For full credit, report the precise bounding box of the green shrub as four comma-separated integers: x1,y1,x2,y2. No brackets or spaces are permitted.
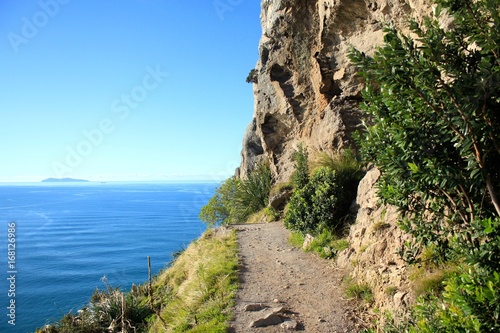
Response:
349,0,500,331
285,167,338,234
199,177,240,226
285,159,361,235
285,147,363,236
291,143,309,189
350,0,500,261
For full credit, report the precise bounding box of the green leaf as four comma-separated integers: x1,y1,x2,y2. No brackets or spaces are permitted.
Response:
408,162,419,174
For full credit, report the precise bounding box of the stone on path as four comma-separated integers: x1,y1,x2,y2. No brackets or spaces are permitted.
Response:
249,313,283,328
244,303,267,312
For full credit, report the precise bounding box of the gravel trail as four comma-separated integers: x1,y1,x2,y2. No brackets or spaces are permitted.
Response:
229,222,358,333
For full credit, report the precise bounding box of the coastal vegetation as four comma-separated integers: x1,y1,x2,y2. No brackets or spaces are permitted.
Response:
199,162,272,226
284,147,363,236
282,146,363,261
147,228,238,332
35,228,238,333
350,0,500,331
33,0,500,331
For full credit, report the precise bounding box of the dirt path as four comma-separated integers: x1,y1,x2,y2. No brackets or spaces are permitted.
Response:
229,222,358,333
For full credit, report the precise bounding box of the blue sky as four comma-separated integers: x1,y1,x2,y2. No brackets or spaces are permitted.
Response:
0,0,261,182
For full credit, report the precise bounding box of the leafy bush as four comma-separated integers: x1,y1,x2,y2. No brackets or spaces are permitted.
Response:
285,167,339,234
199,176,240,226
350,0,500,260
285,149,362,235
349,0,500,331
291,143,309,189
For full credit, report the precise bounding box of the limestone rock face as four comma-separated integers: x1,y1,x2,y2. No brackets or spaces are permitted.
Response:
337,166,414,316
239,0,434,181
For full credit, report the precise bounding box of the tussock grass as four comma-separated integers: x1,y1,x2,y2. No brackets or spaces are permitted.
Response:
345,279,373,303
309,150,362,179
289,231,305,248
269,182,294,197
289,229,349,259
408,246,459,297
409,264,458,297
148,228,238,332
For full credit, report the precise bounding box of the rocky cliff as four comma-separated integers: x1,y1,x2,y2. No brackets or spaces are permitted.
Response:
238,0,435,182
238,0,436,320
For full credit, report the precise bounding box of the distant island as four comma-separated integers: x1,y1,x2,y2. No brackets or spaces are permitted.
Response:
41,178,90,183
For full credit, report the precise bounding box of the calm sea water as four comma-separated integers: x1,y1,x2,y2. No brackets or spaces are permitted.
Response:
0,182,216,333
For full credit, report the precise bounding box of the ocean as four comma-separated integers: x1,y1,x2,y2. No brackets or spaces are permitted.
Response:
0,182,216,333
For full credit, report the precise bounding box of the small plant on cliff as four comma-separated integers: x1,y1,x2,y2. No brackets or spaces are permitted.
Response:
246,68,258,84
345,280,373,304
